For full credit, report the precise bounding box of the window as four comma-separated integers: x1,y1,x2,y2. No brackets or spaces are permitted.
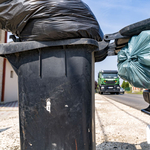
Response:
102,73,118,79
10,71,13,78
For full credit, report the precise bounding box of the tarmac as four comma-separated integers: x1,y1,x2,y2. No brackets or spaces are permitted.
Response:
0,94,150,150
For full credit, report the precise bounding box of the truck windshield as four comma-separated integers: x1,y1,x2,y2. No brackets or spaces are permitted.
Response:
102,74,118,79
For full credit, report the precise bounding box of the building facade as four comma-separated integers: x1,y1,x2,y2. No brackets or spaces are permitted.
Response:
0,30,18,103
132,87,143,92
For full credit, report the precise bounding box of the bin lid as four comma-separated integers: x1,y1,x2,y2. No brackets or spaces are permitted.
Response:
0,38,99,55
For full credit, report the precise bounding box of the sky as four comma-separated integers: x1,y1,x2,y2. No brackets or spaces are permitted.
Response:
7,0,150,84
82,0,150,84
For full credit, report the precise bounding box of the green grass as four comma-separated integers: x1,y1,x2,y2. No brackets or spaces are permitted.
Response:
125,91,143,95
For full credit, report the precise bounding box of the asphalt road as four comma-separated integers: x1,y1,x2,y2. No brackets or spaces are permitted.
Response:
103,93,149,110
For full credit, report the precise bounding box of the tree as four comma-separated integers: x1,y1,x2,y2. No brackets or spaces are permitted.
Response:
121,81,130,89
125,82,129,88
121,81,126,89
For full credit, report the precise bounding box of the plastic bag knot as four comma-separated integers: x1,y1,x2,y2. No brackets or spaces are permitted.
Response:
128,55,138,62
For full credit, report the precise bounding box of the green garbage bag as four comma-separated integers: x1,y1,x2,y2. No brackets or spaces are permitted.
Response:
118,30,150,89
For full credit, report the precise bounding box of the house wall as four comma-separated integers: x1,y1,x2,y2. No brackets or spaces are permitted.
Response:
4,59,18,102
132,87,142,92
0,30,5,101
0,58,3,100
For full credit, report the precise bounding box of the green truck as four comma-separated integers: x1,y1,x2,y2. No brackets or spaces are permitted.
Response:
98,70,120,94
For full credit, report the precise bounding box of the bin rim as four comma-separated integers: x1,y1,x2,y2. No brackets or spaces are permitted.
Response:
0,38,99,55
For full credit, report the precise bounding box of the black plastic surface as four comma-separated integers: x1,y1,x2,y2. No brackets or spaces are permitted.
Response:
0,38,99,55
104,18,150,55
143,90,150,104
99,85,120,93
0,38,109,63
94,44,108,62
5,44,96,150
141,105,150,115
0,0,103,41
120,18,150,37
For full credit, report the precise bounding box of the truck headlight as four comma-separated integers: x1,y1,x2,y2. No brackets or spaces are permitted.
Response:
117,87,120,89
101,86,104,89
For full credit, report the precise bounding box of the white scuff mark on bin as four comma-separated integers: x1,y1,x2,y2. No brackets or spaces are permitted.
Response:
46,98,51,113
52,143,57,147
29,143,32,146
147,125,150,144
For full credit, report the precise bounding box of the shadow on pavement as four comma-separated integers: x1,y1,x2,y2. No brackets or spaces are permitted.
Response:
0,101,18,108
0,127,11,133
96,108,108,141
96,141,150,150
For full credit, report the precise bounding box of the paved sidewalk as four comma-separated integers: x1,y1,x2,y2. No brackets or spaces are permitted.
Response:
95,94,150,150
0,101,18,109
0,101,18,121
0,95,150,149
0,101,19,150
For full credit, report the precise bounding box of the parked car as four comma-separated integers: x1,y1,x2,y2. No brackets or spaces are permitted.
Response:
120,87,125,94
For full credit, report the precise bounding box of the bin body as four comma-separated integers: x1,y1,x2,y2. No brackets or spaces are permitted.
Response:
6,43,96,150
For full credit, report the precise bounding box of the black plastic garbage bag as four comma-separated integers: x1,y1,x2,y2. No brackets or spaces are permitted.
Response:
118,30,150,89
0,0,103,41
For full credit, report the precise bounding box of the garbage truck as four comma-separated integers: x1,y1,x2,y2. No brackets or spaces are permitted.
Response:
98,70,120,94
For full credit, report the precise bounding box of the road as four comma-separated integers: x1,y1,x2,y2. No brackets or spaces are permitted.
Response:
102,93,149,110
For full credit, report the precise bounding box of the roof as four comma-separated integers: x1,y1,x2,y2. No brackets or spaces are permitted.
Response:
99,70,118,74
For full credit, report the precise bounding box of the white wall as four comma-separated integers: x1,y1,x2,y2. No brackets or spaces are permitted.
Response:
0,30,5,100
0,57,3,100
4,59,18,102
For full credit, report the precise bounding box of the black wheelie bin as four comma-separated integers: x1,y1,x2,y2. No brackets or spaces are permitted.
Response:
0,38,100,150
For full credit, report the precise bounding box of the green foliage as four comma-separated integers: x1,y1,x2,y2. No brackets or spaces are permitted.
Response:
125,82,129,88
122,81,129,89
126,90,143,95
125,87,131,91
121,81,126,89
